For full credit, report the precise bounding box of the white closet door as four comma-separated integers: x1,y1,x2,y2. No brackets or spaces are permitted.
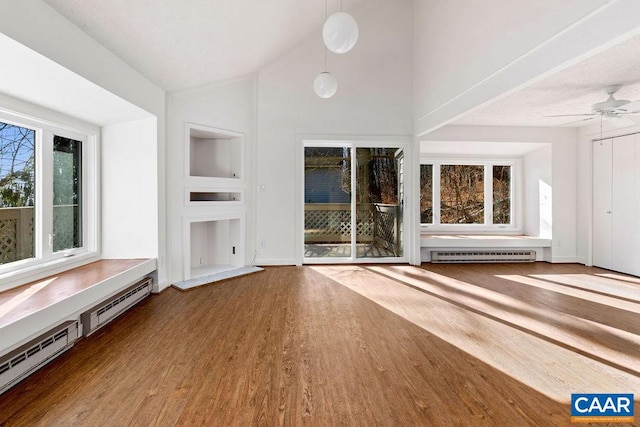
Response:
635,135,640,276
592,138,612,269
611,134,637,275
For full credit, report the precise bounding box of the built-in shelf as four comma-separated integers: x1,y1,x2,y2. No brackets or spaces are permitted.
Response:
182,123,247,283
186,189,242,205
185,123,244,181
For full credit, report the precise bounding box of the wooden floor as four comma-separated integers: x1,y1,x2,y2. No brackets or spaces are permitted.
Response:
0,263,639,426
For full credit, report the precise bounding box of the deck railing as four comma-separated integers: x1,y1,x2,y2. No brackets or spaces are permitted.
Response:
304,203,401,255
0,205,77,264
0,206,34,264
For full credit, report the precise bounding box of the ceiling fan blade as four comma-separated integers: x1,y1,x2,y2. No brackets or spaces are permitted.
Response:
617,110,640,115
621,100,640,111
559,117,595,127
543,113,595,118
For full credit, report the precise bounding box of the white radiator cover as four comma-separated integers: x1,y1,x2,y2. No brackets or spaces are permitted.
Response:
81,277,152,336
0,321,78,395
431,250,536,263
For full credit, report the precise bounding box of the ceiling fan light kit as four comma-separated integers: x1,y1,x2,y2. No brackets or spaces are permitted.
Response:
314,0,359,99
544,84,640,127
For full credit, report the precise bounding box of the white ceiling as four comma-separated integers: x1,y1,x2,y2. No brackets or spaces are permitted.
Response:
44,0,363,91
453,33,640,128
41,0,640,127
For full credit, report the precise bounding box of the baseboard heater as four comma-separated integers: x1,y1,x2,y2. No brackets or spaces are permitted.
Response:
431,250,536,263
81,277,152,336
0,321,79,395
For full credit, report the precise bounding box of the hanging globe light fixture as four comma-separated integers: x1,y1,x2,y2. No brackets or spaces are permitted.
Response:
323,11,358,54
313,71,337,99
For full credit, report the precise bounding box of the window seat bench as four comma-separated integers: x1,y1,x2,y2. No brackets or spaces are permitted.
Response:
0,259,156,356
420,235,551,262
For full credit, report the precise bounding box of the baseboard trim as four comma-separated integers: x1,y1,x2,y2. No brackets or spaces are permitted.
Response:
255,258,297,266
550,256,580,264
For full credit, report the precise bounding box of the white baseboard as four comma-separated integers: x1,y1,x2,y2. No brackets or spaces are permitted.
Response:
550,256,580,263
254,258,297,266
576,256,589,266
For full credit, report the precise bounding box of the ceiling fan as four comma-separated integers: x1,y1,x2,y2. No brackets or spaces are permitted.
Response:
545,84,640,127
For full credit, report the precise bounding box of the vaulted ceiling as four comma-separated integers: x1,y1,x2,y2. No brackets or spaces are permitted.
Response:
44,0,364,91
43,1,640,130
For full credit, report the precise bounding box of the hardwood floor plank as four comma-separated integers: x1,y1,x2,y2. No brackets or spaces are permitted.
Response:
0,263,638,426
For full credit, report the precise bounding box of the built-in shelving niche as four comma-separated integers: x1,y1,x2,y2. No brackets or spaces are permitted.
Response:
185,123,244,182
182,123,246,283
186,190,242,206
184,215,244,281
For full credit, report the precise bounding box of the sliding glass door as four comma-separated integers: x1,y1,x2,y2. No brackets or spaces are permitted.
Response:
303,142,404,262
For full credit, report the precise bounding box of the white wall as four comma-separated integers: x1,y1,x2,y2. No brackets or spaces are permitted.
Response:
412,0,640,136
523,146,552,238
167,77,256,283
0,0,168,287
102,118,158,259
256,0,413,265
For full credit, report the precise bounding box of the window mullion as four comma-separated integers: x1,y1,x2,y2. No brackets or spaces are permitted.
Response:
485,164,493,226
40,130,54,258
433,163,441,225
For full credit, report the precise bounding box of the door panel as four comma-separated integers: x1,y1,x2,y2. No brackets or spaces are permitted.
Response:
355,147,403,258
304,146,352,258
592,139,612,269
611,135,636,274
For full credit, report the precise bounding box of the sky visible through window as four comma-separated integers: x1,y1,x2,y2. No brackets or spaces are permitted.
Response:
0,122,35,208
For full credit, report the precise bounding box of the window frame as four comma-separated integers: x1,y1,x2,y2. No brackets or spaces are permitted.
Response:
420,157,521,233
0,106,99,289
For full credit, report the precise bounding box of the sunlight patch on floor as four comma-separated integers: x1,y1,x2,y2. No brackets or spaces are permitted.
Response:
498,274,640,313
596,273,640,286
310,265,640,403
0,277,57,321
529,274,640,302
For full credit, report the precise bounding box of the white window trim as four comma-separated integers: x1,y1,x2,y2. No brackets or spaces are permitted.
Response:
0,105,100,292
420,157,522,234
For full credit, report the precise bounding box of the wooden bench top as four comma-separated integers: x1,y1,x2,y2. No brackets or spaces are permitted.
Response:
0,259,152,330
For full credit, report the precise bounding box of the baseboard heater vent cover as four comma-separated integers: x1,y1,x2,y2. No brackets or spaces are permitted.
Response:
81,277,152,336
431,250,536,263
0,321,78,395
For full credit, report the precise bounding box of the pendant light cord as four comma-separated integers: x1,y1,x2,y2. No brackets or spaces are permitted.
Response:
324,0,328,72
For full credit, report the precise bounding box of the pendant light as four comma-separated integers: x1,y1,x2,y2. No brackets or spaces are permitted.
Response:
314,0,338,98
314,71,337,99
323,0,358,54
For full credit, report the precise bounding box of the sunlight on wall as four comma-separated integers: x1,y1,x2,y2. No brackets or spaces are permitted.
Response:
539,179,552,238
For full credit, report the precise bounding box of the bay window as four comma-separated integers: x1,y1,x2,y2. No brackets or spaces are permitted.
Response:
0,108,97,282
420,159,518,231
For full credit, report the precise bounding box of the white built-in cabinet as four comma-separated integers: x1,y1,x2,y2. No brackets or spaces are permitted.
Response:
182,123,246,280
592,134,640,276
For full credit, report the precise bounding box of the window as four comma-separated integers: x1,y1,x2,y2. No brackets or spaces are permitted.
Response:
0,108,97,281
0,122,35,264
420,160,518,230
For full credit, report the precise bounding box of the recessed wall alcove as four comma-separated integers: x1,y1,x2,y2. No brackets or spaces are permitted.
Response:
183,214,245,280
185,123,244,182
